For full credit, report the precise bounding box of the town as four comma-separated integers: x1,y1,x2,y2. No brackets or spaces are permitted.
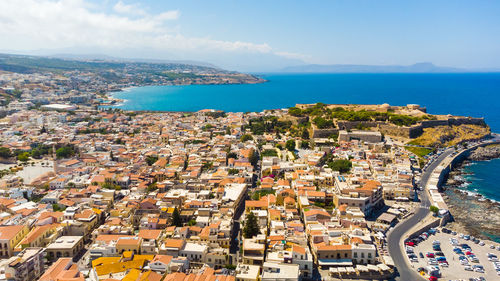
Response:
0,63,498,281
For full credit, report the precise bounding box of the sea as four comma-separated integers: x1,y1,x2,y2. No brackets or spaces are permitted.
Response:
111,72,500,202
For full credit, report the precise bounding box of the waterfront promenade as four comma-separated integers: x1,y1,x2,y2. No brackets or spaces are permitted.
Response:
388,135,500,280
387,148,455,280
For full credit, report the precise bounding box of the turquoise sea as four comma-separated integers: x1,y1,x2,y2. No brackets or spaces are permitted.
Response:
111,73,500,203
462,158,500,202
112,73,500,132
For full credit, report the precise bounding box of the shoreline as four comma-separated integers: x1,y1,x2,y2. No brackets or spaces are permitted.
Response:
441,150,500,243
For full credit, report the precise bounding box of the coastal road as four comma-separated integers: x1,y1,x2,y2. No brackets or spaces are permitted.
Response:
387,148,455,281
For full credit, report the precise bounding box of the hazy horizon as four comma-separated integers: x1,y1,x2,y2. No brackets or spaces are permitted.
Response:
1,0,499,72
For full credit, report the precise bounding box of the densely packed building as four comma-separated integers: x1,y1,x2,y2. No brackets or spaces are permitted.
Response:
0,100,422,280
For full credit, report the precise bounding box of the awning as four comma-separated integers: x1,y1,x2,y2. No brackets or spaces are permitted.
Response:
356,265,369,272
318,259,353,266
377,264,391,271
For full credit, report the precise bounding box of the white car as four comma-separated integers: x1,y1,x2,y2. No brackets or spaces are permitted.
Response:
464,266,473,271
474,267,485,273
479,241,485,246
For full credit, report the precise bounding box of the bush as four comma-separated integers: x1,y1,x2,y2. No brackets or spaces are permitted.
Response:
261,149,278,157
328,159,352,173
240,134,253,142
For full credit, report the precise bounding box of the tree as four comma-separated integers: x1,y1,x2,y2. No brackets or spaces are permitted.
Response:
328,159,352,173
288,107,303,117
248,149,259,167
301,129,310,140
56,146,74,159
187,219,197,226
240,134,253,142
285,139,296,151
227,152,238,159
146,155,158,166
172,207,182,227
147,183,158,193
17,152,30,162
300,141,310,149
429,205,439,215
228,168,239,175
313,116,334,129
0,147,12,158
243,212,260,238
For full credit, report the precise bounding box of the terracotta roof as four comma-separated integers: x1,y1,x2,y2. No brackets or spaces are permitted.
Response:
138,229,162,240
0,225,24,240
163,238,185,249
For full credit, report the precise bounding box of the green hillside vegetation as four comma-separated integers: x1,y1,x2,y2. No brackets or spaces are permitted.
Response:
289,104,436,128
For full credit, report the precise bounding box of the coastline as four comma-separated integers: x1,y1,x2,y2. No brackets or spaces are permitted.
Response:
441,146,500,243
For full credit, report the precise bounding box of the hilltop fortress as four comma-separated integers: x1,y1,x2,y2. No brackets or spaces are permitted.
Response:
294,103,487,140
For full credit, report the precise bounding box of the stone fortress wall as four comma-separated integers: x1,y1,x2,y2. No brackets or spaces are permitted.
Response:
304,103,487,139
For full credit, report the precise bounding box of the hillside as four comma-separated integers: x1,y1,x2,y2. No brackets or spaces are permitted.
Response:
0,53,265,84
408,124,491,147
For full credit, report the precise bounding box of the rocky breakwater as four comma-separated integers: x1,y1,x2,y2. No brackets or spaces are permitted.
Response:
469,144,500,161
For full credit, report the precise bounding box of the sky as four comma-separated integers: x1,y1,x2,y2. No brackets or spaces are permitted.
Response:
0,0,499,71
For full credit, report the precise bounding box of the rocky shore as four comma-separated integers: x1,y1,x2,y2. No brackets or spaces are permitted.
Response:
442,162,500,242
468,144,500,161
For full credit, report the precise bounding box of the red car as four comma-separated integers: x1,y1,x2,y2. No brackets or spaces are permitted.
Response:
426,253,435,258
465,251,473,255
429,276,438,281
405,242,415,246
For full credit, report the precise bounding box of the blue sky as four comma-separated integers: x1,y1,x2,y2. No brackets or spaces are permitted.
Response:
1,0,499,71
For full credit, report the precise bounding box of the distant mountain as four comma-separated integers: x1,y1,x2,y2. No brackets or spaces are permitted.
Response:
281,62,468,73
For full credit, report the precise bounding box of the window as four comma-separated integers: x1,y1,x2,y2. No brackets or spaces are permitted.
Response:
353,253,358,258
361,253,365,258
368,253,372,258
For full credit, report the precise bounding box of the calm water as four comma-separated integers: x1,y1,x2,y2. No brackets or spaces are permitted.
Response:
112,73,500,131
112,73,500,203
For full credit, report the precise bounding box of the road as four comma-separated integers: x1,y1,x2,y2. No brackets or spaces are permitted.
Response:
387,148,454,280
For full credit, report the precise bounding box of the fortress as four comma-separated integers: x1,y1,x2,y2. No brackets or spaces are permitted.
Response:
295,103,487,139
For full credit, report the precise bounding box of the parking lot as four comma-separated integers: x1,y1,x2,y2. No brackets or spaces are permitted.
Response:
405,228,500,280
